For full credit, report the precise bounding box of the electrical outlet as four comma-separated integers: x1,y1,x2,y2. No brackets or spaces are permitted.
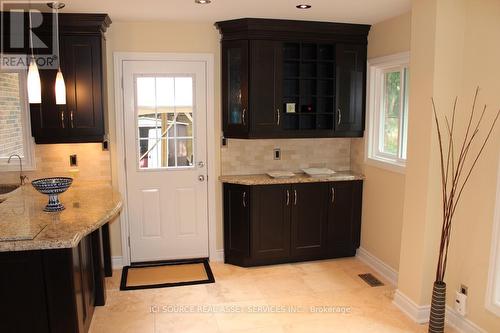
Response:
273,148,281,160
455,291,467,316
70,154,78,167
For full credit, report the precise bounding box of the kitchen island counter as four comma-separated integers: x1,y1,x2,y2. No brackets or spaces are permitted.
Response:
0,182,122,252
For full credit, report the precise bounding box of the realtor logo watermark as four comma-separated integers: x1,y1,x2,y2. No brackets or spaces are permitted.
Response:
1,1,59,70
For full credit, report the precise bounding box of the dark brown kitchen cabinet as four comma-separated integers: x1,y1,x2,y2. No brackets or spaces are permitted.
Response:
223,184,251,265
291,183,328,259
222,40,282,138
0,226,109,333
23,13,111,144
251,185,291,263
335,44,367,134
216,18,370,139
221,40,249,137
327,181,363,258
223,180,363,267
60,34,105,141
249,40,283,136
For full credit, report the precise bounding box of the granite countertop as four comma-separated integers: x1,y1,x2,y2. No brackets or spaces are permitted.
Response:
219,171,364,186
0,182,122,252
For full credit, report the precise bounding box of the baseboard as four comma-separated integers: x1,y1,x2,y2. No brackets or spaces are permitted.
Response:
393,290,431,324
445,306,486,333
112,256,123,270
356,247,398,286
210,249,224,262
393,290,486,332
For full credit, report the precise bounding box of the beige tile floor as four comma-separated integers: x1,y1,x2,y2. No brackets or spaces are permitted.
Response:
90,258,458,333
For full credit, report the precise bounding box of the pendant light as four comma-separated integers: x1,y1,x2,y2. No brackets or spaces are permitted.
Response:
49,2,66,105
27,2,41,104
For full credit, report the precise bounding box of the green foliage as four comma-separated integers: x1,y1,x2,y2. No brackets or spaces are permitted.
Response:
383,71,401,154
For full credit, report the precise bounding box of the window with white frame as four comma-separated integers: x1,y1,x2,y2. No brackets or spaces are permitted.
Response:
486,162,500,317
366,52,410,172
0,70,35,170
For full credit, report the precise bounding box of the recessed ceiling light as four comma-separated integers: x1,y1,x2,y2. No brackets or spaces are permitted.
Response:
296,4,312,9
195,0,211,4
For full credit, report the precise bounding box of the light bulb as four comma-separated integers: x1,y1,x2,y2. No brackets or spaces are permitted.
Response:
27,57,41,104
55,68,66,105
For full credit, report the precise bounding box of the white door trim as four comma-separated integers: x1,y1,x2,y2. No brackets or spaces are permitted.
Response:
113,52,216,265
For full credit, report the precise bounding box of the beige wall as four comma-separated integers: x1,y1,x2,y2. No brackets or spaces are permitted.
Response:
397,0,500,331
104,21,222,256
351,12,411,270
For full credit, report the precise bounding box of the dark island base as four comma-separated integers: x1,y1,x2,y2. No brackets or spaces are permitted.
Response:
0,225,111,333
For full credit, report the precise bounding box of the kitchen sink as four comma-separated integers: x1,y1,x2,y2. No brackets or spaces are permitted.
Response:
0,184,20,195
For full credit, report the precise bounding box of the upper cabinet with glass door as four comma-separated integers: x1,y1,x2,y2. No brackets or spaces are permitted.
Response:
221,40,249,137
216,18,370,139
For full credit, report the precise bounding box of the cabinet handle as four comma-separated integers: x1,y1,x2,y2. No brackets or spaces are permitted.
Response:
286,190,290,206
60,110,65,129
242,191,247,208
337,108,342,126
70,110,74,128
331,187,335,204
242,108,247,125
276,108,280,126
294,189,297,206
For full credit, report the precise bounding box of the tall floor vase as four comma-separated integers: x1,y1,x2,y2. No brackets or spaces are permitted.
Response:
428,281,446,333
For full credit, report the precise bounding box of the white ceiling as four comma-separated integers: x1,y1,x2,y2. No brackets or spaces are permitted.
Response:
57,0,411,24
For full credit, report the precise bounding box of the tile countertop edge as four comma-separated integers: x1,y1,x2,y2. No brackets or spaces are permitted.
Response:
0,184,123,253
219,171,365,186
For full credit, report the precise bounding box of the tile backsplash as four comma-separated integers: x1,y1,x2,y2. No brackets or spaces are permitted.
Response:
0,143,111,184
221,138,351,175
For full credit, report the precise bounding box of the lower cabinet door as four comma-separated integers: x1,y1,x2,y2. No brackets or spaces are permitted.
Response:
224,184,250,264
327,181,363,257
72,235,96,333
291,183,328,259
251,185,291,262
0,251,50,333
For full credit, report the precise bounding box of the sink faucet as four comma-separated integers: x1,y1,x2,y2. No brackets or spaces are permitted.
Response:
7,154,28,186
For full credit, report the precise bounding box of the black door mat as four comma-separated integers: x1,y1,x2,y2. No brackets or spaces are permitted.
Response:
120,258,215,291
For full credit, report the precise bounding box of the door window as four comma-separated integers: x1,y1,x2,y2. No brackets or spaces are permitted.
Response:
135,76,195,169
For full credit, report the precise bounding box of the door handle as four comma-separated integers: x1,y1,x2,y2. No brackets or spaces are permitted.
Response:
294,189,298,206
70,110,74,128
286,190,290,206
276,108,280,126
198,175,205,182
242,108,247,125
337,108,342,125
60,110,65,128
242,191,247,208
331,187,335,204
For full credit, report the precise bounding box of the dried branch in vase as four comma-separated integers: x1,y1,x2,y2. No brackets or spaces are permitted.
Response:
432,87,500,282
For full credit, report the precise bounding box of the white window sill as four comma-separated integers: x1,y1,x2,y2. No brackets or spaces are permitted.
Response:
366,156,406,175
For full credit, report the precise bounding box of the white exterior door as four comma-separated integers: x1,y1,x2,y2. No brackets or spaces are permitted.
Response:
122,59,208,262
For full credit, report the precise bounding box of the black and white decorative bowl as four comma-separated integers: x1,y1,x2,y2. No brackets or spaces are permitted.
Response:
31,177,73,212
